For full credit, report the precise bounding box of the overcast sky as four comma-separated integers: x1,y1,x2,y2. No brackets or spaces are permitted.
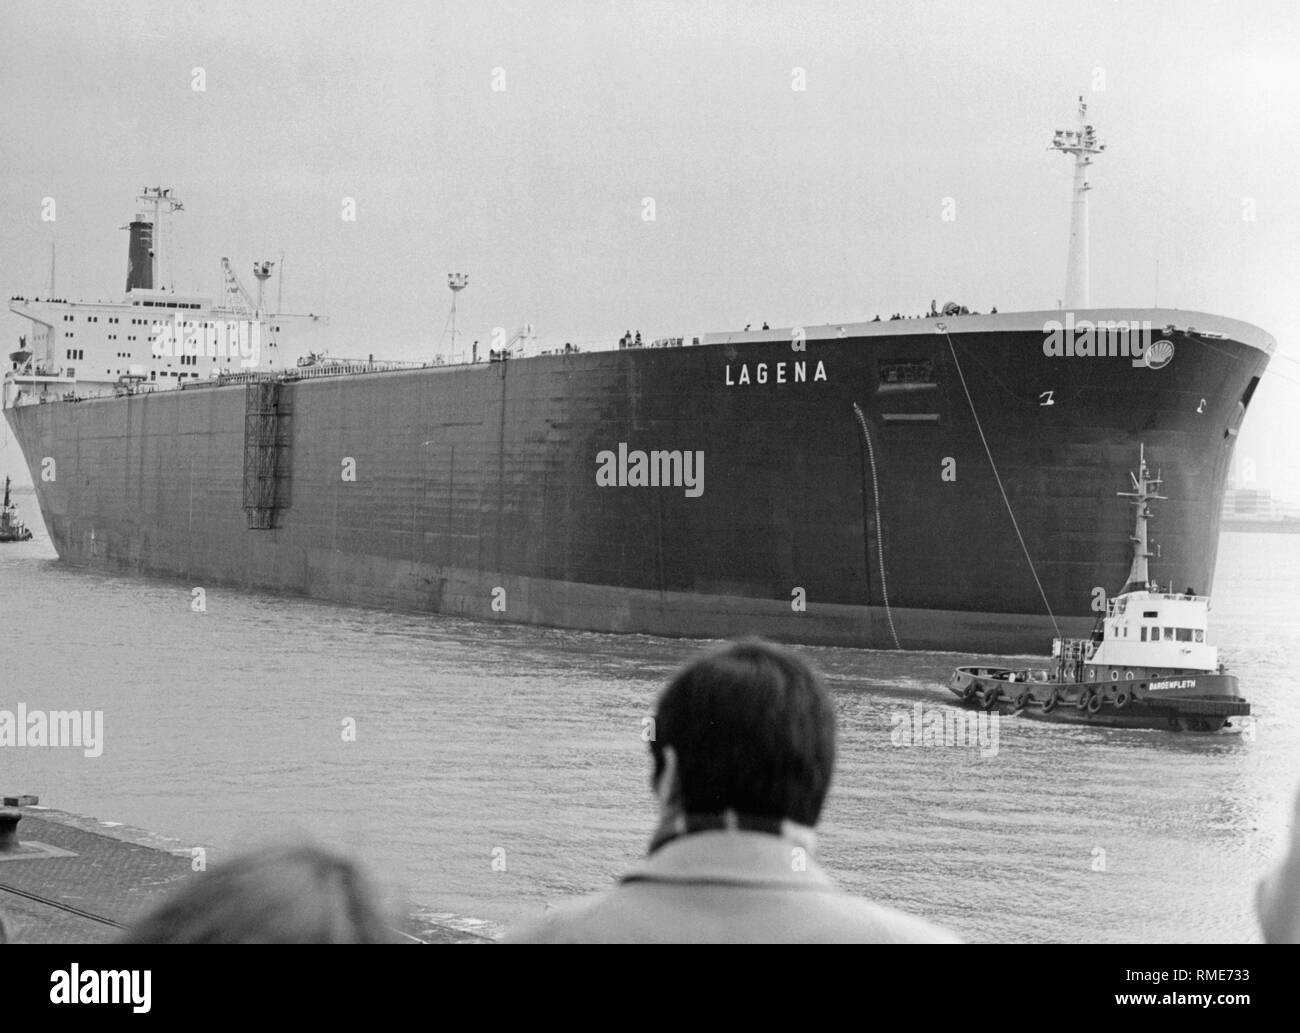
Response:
2,0,1298,491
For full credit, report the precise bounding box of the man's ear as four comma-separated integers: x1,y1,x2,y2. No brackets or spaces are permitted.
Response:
654,745,680,807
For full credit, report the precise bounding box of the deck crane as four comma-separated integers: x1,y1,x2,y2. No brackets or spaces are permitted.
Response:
221,257,276,317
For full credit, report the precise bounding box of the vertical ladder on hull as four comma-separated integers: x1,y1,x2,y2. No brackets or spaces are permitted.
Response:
242,380,291,529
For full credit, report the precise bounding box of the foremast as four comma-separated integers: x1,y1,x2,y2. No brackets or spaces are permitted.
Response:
1051,96,1105,309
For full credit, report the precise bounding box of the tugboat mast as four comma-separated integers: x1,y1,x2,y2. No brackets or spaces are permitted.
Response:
1051,96,1105,309
1117,444,1166,593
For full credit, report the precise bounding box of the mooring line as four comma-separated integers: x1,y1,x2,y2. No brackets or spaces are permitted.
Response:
940,327,1061,637
0,881,127,930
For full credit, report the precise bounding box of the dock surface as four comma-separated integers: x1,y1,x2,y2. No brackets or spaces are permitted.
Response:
0,805,493,944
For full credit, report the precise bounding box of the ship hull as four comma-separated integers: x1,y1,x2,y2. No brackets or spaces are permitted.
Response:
948,666,1248,732
3,310,1271,652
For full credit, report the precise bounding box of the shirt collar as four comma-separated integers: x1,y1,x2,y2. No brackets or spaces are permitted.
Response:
622,814,832,890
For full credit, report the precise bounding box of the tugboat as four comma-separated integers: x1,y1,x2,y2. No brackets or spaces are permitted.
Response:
947,447,1249,732
0,476,34,542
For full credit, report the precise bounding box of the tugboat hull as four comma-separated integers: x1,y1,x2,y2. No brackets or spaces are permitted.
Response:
948,666,1248,733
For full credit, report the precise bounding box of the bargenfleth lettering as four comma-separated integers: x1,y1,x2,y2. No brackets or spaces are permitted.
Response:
725,360,828,386
596,444,704,498
0,705,104,758
151,313,262,368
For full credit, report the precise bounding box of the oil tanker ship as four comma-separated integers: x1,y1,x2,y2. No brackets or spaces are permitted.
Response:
1,105,1275,652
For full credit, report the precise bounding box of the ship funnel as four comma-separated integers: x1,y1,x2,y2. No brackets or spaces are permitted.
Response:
125,220,154,291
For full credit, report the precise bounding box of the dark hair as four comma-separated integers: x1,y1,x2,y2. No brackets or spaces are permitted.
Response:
650,639,837,826
120,842,397,944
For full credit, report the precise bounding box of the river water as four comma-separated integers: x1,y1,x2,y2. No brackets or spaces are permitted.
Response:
1,487,1295,942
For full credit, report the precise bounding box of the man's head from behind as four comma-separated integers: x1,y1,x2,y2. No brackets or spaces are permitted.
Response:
650,639,837,827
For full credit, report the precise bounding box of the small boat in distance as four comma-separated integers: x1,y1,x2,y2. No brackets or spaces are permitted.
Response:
0,476,34,542
947,447,1249,732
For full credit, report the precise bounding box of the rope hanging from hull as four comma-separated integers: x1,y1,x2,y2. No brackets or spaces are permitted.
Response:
852,401,902,650
940,326,1061,637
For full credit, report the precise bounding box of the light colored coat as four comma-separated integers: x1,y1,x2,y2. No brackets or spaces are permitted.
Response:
507,830,961,944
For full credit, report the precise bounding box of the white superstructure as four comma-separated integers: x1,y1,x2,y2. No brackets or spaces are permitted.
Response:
4,188,325,408
1088,590,1217,672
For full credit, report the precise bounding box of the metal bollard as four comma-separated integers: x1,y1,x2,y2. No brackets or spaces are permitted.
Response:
0,810,21,853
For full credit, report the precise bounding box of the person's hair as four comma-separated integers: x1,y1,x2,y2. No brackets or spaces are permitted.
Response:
650,639,837,826
120,842,397,944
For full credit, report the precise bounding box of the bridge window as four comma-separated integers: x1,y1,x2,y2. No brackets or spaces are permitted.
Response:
1140,627,1147,641
1194,630,1204,643
1176,628,1193,641
1163,627,1174,641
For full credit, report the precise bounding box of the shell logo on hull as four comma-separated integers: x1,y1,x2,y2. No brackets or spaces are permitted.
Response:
1142,339,1175,370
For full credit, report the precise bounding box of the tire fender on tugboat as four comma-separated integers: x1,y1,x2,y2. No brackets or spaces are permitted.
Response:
1042,687,1059,713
